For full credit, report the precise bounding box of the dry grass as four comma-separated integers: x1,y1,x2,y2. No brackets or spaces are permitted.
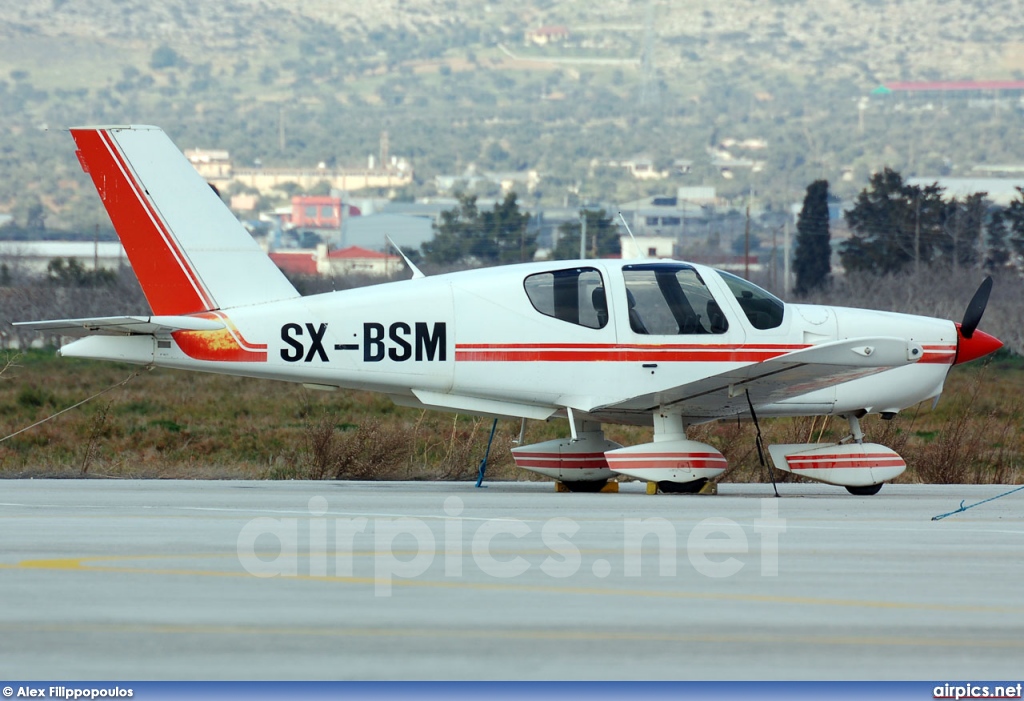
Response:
0,350,1020,484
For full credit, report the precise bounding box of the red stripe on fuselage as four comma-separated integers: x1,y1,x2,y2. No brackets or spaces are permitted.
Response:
71,129,213,315
455,343,805,363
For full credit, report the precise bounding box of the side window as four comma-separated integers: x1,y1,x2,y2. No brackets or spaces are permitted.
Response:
622,264,728,335
717,270,785,330
524,267,607,329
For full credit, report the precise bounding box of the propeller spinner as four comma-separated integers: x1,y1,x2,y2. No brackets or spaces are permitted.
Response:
954,276,1002,365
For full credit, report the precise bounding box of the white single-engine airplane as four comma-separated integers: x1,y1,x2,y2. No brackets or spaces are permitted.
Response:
17,126,1004,495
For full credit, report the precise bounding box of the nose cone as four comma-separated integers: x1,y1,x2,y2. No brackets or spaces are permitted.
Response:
954,324,1003,365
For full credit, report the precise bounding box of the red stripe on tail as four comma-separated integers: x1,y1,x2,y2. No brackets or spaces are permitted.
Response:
71,129,213,315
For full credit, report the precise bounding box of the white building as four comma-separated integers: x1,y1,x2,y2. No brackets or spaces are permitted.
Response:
0,241,126,275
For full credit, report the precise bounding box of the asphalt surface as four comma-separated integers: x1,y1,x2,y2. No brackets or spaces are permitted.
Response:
0,480,1022,680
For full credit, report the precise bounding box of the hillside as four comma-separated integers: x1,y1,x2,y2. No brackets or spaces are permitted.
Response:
4,0,1022,81
1,0,1023,232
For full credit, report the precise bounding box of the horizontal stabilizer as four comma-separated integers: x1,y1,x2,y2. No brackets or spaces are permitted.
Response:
14,315,225,336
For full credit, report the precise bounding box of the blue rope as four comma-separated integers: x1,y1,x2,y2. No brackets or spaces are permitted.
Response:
932,484,1024,521
475,418,499,488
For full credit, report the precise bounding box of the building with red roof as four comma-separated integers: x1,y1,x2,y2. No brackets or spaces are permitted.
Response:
327,246,401,277
268,245,402,278
268,250,319,277
872,80,1024,95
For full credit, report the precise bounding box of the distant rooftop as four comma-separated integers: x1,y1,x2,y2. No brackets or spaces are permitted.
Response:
873,81,1024,94
906,177,1024,207
268,250,317,276
328,245,398,261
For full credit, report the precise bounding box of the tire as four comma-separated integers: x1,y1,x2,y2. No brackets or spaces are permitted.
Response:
561,479,609,493
846,483,883,496
657,478,708,494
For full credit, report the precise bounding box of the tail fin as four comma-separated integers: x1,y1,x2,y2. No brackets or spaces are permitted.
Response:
71,125,298,315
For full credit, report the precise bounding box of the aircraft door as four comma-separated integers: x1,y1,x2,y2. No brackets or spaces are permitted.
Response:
621,263,745,345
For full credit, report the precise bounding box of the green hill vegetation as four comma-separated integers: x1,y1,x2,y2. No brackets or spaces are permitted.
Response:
1,0,1024,233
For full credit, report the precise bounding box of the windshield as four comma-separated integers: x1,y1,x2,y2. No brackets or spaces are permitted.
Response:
716,270,785,330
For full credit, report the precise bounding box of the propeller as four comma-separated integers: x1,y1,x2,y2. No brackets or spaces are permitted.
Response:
953,276,1002,365
960,276,993,340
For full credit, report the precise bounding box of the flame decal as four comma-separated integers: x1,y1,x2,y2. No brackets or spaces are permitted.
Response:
171,312,267,362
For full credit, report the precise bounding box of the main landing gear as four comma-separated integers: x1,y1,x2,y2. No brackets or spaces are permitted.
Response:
767,414,903,496
511,410,728,493
512,410,903,496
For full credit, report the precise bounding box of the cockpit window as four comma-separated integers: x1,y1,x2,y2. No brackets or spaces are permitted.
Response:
524,267,607,329
717,270,785,330
622,263,728,335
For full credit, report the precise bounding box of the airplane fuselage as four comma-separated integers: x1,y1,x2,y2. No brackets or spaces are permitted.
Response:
62,259,959,426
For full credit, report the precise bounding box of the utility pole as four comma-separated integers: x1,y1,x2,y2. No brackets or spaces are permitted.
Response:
914,194,921,276
590,213,598,259
579,211,587,260
771,225,778,290
783,216,791,294
952,204,960,275
278,105,286,152
978,204,988,271
744,203,751,279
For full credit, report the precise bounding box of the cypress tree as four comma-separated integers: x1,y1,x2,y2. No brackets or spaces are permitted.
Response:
794,179,831,295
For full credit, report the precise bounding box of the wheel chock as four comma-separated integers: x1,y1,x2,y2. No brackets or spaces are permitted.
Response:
699,481,718,495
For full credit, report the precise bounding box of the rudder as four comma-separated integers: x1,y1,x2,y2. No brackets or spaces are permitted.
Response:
71,125,298,315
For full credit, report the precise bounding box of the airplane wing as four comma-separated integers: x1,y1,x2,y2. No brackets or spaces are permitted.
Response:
591,336,923,418
13,315,225,336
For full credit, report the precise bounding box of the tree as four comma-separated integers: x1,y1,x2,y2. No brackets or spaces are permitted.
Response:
473,192,534,265
421,192,479,265
940,192,986,272
149,45,185,70
840,168,946,275
552,209,619,261
793,179,831,295
46,258,116,288
421,192,534,266
1005,187,1024,264
11,195,47,235
25,201,46,232
985,207,1011,272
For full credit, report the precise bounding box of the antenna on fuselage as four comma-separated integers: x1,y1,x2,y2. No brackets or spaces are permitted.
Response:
385,234,425,279
618,211,647,260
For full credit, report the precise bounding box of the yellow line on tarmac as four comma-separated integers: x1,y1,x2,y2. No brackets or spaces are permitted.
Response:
4,555,1024,615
